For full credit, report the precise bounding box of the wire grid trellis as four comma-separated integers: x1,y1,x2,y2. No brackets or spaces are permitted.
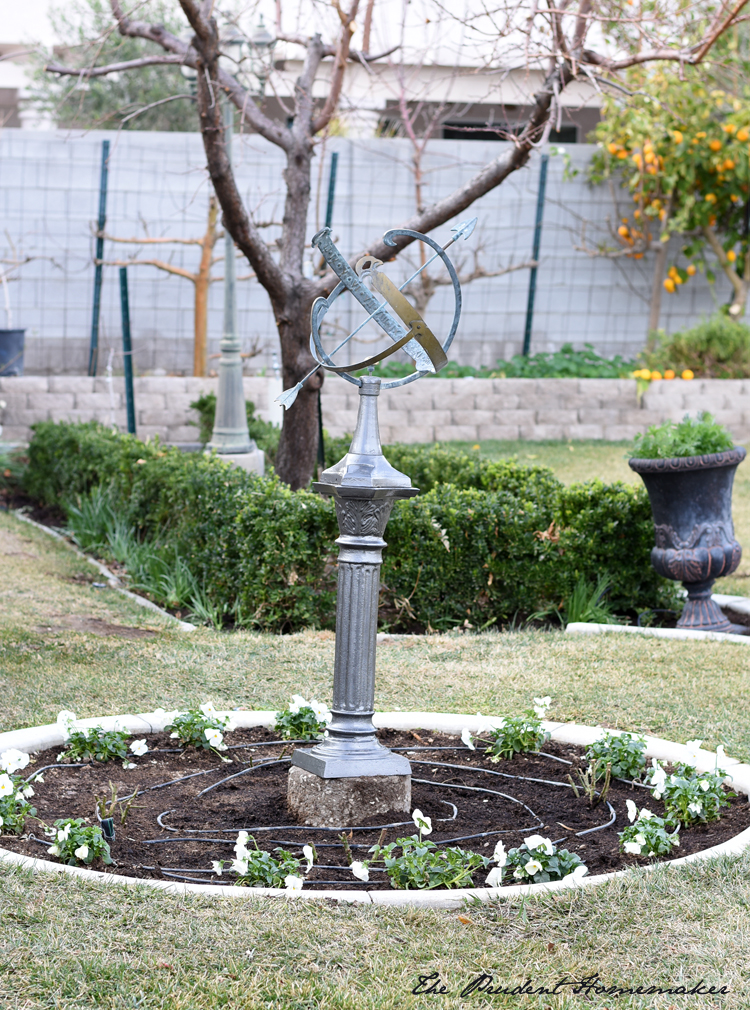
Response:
0,130,731,376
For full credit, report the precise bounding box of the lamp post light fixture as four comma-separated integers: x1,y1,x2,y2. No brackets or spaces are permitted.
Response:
247,17,276,98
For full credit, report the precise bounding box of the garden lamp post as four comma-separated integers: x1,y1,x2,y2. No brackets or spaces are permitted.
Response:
208,24,255,455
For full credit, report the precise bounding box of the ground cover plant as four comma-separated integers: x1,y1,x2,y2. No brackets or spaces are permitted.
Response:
0,510,748,1006
21,421,679,631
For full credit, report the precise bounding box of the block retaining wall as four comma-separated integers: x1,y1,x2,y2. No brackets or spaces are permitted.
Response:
1,376,749,446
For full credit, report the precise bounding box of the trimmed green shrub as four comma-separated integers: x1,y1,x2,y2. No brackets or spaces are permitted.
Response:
23,421,677,631
644,315,750,379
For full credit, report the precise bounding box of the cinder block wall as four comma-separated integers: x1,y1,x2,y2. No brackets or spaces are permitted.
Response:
1,376,749,445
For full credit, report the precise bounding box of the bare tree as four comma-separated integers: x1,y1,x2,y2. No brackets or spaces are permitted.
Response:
45,0,750,487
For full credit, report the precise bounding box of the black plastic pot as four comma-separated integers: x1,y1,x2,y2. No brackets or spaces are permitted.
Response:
0,329,25,376
629,448,746,633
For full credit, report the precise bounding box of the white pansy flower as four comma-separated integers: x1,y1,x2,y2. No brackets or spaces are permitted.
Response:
461,728,475,751
224,718,237,733
211,861,223,876
200,702,216,718
649,759,667,799
688,801,703,816
623,841,642,855
492,841,507,866
204,727,226,750
563,864,588,882
524,834,554,855
685,739,703,764
47,844,60,856
485,866,504,887
513,866,525,879
56,710,78,740
57,824,71,841
288,695,308,715
533,696,552,718
0,749,30,774
31,774,44,784
638,809,655,821
122,761,136,770
231,858,248,875
634,833,647,845
284,874,304,892
129,739,148,756
350,861,369,882
0,775,14,799
699,779,710,792
0,816,3,827
43,826,57,838
302,845,315,873
523,859,543,876
412,809,432,835
22,786,34,798
234,831,249,858
626,799,638,823
170,732,180,739
74,844,89,861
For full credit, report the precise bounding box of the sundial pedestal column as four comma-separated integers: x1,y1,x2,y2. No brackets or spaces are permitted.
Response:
288,377,417,827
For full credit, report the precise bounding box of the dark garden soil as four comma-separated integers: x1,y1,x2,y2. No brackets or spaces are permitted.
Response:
2,728,748,891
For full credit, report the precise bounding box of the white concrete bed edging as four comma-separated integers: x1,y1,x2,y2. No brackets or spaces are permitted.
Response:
566,621,750,644
1,710,748,909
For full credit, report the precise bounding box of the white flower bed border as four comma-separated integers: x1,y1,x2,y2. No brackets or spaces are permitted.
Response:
1,710,749,910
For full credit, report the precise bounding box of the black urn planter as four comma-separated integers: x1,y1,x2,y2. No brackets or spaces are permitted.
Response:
629,448,746,634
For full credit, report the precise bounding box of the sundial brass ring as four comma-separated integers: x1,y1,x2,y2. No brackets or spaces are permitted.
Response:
309,226,463,390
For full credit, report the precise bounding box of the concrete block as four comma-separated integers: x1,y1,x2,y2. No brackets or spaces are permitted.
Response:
536,409,578,425
434,425,478,442
563,423,604,440
710,410,746,428
287,767,410,827
184,377,218,394
127,393,165,412
577,409,623,426
164,393,203,412
40,393,75,412
520,424,565,440
376,410,409,428
578,379,633,398
48,376,94,394
558,393,596,410
1,426,31,443
482,394,521,411
452,409,495,426
0,377,49,393
477,424,521,441
135,426,167,441
166,425,201,443
453,378,495,396
402,425,436,444
437,390,476,410
491,378,537,395
3,408,51,426
407,409,452,427
603,424,646,441
495,409,536,425
75,392,121,410
136,376,188,394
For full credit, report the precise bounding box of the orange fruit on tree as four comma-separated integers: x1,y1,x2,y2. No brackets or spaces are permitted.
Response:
651,371,663,380
663,278,676,293
737,128,749,142
682,369,694,380
664,370,676,380
687,264,697,276
709,139,722,151
727,250,737,262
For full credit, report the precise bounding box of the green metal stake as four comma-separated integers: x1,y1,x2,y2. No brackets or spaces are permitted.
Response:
522,153,549,357
88,139,110,376
118,267,136,435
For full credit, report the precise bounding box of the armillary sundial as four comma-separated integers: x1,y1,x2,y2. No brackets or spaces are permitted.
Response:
277,221,475,827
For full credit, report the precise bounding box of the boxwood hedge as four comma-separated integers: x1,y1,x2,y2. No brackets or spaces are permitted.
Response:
24,421,675,631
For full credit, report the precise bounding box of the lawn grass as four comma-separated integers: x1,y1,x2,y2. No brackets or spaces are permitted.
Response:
2,435,750,1010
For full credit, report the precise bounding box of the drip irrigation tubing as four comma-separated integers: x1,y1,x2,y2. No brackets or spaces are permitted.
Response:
196,759,291,797
408,758,573,789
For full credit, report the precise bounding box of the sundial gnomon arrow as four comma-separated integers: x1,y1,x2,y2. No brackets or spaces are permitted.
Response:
276,218,477,409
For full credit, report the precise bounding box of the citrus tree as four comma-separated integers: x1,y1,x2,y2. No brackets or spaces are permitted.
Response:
592,69,750,321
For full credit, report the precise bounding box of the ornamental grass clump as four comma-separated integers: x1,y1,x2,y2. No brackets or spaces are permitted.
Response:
619,803,679,858
212,831,312,890
631,412,734,459
274,695,331,740
165,703,236,751
44,818,113,866
585,731,647,781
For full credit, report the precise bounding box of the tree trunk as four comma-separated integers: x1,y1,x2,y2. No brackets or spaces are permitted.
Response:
647,242,668,350
273,289,324,490
193,197,218,376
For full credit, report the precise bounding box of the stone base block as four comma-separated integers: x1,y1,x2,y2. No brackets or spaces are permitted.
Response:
287,766,411,827
208,448,265,476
